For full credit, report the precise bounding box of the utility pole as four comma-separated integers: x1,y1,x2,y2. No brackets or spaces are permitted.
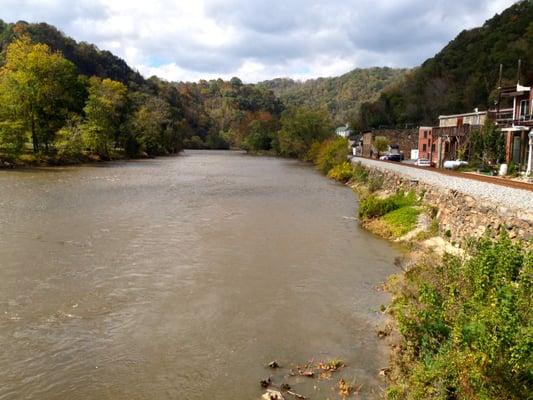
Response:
517,59,522,85
497,64,503,113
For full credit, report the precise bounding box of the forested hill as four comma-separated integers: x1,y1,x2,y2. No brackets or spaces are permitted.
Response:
0,20,145,86
258,67,406,124
358,0,533,129
0,19,288,156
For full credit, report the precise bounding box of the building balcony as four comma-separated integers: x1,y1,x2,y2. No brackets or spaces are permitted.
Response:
489,108,533,128
432,124,481,138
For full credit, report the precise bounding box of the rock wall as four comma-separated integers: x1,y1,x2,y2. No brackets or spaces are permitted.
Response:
361,129,419,159
364,167,533,244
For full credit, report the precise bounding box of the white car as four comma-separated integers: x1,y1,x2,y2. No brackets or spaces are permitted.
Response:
415,158,431,167
443,160,468,169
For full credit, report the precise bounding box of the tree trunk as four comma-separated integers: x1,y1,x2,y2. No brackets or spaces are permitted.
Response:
31,112,39,153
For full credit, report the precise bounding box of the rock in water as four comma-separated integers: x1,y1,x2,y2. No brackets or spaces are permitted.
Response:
262,389,285,400
268,361,280,369
260,377,271,388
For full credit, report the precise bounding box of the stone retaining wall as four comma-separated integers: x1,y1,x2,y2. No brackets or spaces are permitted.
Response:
364,167,533,244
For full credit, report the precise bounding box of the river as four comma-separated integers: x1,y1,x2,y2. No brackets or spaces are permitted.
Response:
0,150,398,399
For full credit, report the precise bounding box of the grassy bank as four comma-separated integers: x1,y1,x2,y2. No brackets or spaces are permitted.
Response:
311,143,532,400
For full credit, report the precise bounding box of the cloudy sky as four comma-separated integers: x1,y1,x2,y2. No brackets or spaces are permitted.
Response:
0,0,517,82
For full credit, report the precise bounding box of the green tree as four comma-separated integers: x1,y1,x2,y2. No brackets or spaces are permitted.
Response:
373,136,389,157
0,35,82,153
277,107,333,158
0,119,25,159
242,119,277,151
131,96,172,156
82,77,127,159
55,116,84,159
480,120,504,165
315,137,349,173
470,121,504,166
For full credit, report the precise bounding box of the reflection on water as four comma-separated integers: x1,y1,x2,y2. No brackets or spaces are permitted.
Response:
0,150,397,399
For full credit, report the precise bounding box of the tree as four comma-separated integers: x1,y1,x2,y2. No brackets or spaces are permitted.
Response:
243,120,273,151
130,96,172,156
469,120,504,166
82,77,127,159
277,107,333,158
373,136,389,157
0,35,82,153
480,120,504,165
55,116,84,159
0,119,25,159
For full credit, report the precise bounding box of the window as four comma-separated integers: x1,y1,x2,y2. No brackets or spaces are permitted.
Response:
431,144,436,152
423,131,428,139
422,144,427,152
519,100,529,119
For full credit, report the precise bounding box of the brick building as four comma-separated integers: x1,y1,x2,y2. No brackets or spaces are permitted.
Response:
494,83,533,174
417,127,437,164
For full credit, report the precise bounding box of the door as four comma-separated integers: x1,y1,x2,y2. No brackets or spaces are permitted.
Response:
512,134,521,164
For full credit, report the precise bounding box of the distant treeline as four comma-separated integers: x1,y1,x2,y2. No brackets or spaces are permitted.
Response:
1,0,532,163
0,21,294,163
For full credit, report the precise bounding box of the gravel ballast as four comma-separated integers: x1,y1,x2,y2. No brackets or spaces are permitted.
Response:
352,157,533,212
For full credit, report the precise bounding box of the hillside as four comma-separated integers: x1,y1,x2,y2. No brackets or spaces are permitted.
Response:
0,20,283,156
259,67,407,124
0,20,145,86
358,0,533,129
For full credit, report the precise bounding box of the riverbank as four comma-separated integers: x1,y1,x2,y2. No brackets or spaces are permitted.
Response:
346,162,532,399
307,142,531,399
0,148,191,169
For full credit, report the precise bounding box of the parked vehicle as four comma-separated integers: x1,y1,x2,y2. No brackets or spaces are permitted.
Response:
443,160,468,169
380,154,402,162
415,158,431,167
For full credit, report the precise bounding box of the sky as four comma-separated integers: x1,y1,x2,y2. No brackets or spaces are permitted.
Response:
0,0,518,83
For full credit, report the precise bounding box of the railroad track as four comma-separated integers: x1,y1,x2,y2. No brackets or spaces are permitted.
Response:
357,157,533,192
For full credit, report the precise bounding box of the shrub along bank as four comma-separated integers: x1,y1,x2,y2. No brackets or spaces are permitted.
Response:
312,151,532,400
386,236,532,400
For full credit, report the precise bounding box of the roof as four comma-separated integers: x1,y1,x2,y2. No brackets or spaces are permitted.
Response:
500,83,531,97
439,110,487,119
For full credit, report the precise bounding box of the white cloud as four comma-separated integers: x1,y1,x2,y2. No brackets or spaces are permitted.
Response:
0,0,518,82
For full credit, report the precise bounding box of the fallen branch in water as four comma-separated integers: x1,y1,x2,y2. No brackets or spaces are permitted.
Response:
285,390,307,399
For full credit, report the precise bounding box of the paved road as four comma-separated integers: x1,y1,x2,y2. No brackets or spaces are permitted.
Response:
352,157,533,211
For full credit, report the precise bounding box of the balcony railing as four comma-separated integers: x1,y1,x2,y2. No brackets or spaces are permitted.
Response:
432,124,481,138
489,108,533,127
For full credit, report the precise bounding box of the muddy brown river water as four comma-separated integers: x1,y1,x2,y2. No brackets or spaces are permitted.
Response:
0,150,398,399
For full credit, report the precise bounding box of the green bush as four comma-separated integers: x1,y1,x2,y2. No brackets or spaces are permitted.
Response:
305,141,322,163
368,175,384,192
359,195,397,219
352,162,369,183
358,191,417,219
388,235,532,399
315,137,349,173
508,162,518,177
327,161,353,182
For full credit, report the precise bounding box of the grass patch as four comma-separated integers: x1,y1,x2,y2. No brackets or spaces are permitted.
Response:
358,191,417,220
382,206,421,238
